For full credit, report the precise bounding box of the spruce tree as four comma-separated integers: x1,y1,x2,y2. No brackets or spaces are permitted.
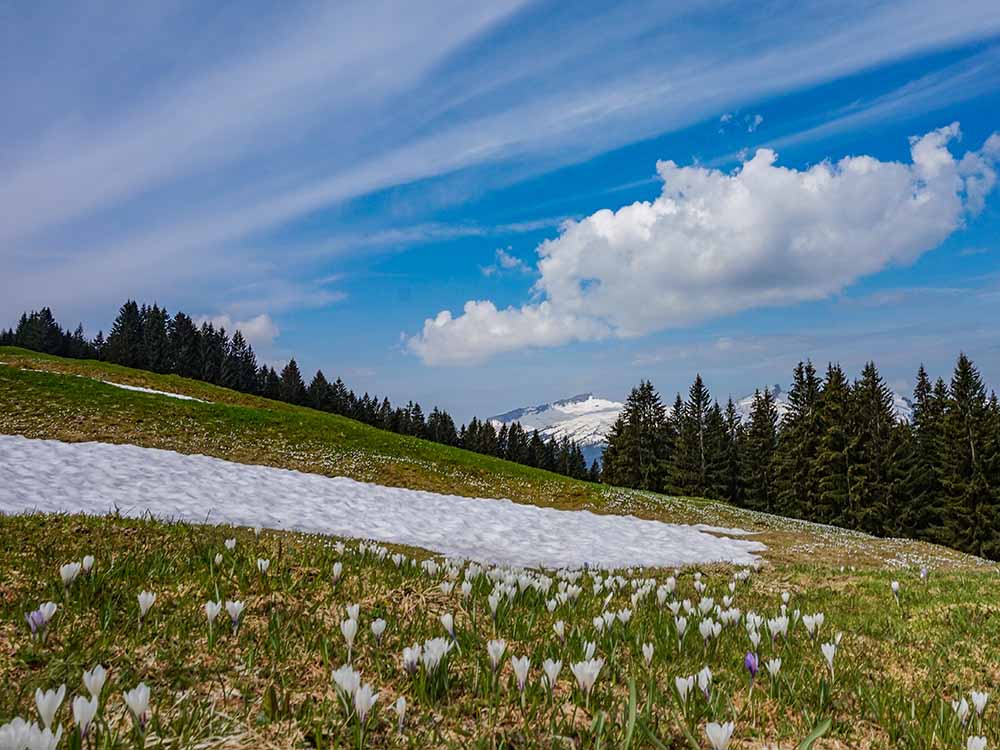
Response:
814,364,853,525
775,361,822,519
722,398,744,505
896,366,945,539
673,375,714,496
742,388,779,513
848,362,900,536
307,370,332,411
279,359,307,404
168,312,201,379
104,301,145,368
601,380,671,492
142,305,171,373
938,354,996,556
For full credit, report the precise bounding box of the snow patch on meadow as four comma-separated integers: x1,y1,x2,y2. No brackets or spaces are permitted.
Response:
0,436,765,569
100,380,208,402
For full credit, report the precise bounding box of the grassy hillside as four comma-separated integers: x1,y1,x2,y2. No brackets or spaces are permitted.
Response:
2,348,999,748
0,347,982,569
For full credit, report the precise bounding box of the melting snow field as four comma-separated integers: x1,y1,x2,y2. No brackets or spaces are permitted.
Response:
100,380,208,402
0,435,765,569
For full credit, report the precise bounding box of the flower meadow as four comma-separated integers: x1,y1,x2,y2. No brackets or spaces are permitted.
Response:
1,513,998,749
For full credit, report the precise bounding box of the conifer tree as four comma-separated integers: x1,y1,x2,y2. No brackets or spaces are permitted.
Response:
849,361,900,535
813,364,853,525
938,354,996,556
775,361,822,519
168,312,201,379
601,380,671,492
722,398,744,505
307,370,332,411
896,366,945,539
104,301,145,368
279,359,307,404
142,305,171,373
743,388,779,513
673,375,714,496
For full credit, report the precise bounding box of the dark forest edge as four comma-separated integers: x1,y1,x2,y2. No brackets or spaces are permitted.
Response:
603,360,1000,559
1,303,593,482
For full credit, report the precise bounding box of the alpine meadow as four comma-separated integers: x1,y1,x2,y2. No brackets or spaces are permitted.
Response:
3,3,1000,749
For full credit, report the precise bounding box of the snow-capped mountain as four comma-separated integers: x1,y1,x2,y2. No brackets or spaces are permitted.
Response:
489,393,623,465
490,386,913,464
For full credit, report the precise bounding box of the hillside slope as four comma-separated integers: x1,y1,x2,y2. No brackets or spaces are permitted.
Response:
2,347,999,749
0,346,981,570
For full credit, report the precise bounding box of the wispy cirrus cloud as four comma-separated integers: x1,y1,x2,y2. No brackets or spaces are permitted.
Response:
3,0,1000,330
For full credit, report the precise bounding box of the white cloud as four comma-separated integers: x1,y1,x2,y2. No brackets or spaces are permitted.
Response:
408,124,999,365
746,113,764,132
480,247,532,277
195,313,280,348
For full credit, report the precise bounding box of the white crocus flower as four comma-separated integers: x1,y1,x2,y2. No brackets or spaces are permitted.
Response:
354,683,379,723
569,658,604,695
542,659,562,690
82,666,107,700
345,603,360,621
371,618,387,643
440,613,455,638
967,737,987,750
332,664,361,697
81,556,95,574
705,720,735,750
402,645,421,675
40,601,58,623
420,638,452,673
486,639,507,672
821,642,837,678
970,690,988,716
72,695,98,736
225,600,245,633
35,685,66,729
954,697,971,725
393,696,406,733
642,643,654,666
256,558,269,575
205,600,222,626
137,591,156,619
123,683,150,725
697,666,712,698
224,538,236,551
511,656,530,691
60,563,82,587
213,553,223,566
552,620,565,640
675,675,694,705
332,562,343,583
341,618,358,660
765,658,782,677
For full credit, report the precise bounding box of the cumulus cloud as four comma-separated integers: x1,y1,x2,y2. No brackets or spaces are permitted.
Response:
408,124,999,365
196,313,280,348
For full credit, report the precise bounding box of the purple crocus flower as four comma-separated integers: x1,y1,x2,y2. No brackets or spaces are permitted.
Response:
25,609,46,637
744,651,759,681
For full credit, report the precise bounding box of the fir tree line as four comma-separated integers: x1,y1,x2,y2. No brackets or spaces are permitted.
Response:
2,303,592,481
602,359,1000,559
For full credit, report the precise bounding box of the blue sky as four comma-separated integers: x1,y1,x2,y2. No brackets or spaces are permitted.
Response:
2,1,999,421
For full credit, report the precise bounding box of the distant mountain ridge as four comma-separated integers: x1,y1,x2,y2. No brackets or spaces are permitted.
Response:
489,386,914,464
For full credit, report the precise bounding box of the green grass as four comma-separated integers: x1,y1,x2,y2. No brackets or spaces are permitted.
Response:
0,514,997,748
2,348,999,747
